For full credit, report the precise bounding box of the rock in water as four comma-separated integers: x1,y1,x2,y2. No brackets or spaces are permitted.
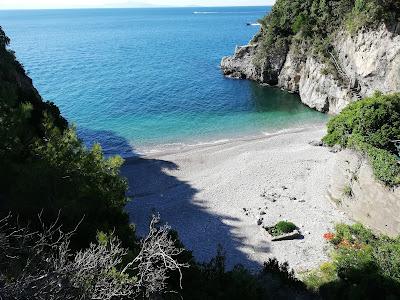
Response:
221,24,400,115
221,44,260,81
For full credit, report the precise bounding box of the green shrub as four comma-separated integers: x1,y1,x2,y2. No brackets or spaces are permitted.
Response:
323,92,400,186
334,244,376,282
331,223,376,245
324,93,400,151
291,13,311,36
275,221,297,233
366,145,400,186
374,238,400,284
172,251,311,300
303,262,338,291
268,221,297,236
309,223,400,298
346,0,383,34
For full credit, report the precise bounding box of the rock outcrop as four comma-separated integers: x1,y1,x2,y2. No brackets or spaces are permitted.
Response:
221,23,400,114
221,44,260,81
327,149,400,237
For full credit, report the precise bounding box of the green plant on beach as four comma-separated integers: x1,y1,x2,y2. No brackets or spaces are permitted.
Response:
268,221,297,236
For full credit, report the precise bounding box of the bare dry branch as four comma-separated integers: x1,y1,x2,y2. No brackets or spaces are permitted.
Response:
0,213,188,300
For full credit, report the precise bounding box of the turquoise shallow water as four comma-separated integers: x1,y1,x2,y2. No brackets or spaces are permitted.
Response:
0,7,327,156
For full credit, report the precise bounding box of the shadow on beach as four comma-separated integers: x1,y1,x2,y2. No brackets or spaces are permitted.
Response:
79,127,268,270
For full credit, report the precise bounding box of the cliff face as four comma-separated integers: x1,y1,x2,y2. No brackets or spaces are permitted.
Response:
278,47,352,114
334,24,400,98
327,150,400,237
221,23,400,114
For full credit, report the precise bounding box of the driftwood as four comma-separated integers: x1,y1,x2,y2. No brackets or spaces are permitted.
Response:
270,230,302,241
263,226,302,242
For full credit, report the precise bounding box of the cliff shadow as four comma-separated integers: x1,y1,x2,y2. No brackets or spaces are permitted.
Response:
79,127,270,271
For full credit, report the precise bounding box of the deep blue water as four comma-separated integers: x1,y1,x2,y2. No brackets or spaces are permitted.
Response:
0,7,327,156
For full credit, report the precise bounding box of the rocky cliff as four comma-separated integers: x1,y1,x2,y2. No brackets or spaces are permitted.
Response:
327,149,400,237
221,23,400,114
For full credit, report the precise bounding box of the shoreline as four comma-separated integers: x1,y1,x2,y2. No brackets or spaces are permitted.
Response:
126,122,329,160
122,124,351,272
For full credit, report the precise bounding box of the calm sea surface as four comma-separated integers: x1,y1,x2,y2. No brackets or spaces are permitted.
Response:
0,7,327,156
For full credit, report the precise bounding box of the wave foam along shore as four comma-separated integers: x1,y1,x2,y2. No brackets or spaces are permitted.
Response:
122,125,351,272
133,124,328,157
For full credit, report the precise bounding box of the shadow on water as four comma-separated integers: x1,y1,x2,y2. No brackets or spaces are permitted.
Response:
249,82,318,114
78,127,138,158
79,127,268,271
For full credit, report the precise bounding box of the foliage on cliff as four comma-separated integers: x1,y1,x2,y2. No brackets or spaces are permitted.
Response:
323,92,400,186
303,223,400,299
255,0,400,65
0,25,135,249
173,250,310,300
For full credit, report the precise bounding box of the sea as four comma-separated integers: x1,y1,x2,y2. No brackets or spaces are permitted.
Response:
0,7,327,157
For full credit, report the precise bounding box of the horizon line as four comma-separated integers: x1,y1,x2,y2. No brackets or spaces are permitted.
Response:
0,5,271,11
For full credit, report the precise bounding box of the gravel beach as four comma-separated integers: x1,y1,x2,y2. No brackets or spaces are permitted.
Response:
123,125,351,272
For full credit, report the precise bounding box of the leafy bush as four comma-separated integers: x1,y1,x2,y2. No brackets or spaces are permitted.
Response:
373,238,400,283
276,221,297,233
303,262,338,291
331,223,376,245
306,223,400,299
346,0,382,33
174,247,267,300
173,251,310,300
323,92,400,185
268,221,297,236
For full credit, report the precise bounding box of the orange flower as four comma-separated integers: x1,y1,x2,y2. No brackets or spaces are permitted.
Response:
323,232,335,241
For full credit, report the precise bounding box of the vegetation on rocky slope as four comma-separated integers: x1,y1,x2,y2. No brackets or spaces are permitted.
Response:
0,25,135,249
304,223,400,299
254,0,399,68
2,0,400,292
323,92,400,186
